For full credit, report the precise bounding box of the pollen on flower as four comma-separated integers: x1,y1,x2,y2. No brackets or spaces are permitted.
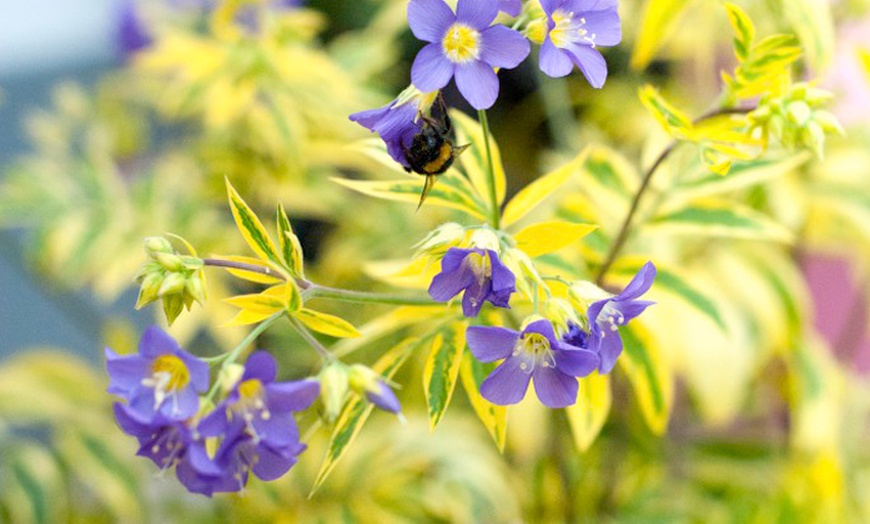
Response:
549,10,596,49
150,354,191,391
442,23,481,63
514,333,557,374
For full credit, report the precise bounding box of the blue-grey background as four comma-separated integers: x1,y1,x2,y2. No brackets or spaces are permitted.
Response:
0,0,118,361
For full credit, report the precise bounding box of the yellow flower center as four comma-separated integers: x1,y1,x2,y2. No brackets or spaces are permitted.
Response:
549,10,594,49
150,355,191,391
442,23,481,63
512,333,556,373
231,379,270,440
238,378,264,401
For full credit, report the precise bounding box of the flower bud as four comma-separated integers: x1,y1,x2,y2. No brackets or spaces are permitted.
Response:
469,228,500,252
144,236,173,257
218,363,246,394
135,270,164,309
786,101,811,126
348,364,402,415
319,362,349,423
184,274,207,306
158,271,187,297
414,222,466,254
155,252,184,272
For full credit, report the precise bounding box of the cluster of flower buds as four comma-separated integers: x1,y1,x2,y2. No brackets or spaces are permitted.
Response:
135,236,207,325
318,361,403,423
748,83,844,159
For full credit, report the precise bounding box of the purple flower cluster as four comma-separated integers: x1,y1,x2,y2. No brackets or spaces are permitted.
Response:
428,247,516,317
106,327,318,496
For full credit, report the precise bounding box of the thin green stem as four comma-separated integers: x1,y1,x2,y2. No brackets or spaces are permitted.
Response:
203,257,287,281
204,311,283,402
477,109,501,230
287,314,333,361
594,106,754,285
302,284,434,306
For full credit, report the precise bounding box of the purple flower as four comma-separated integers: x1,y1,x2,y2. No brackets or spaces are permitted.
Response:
408,0,530,109
428,247,516,317
197,351,319,492
587,261,656,373
117,0,153,58
105,326,209,422
538,0,621,87
499,0,522,17
350,95,423,171
467,319,599,408
113,403,223,496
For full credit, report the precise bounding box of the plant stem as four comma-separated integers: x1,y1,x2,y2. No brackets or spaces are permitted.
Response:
477,109,501,230
204,311,283,402
302,284,434,306
287,314,333,361
203,257,287,281
594,106,753,285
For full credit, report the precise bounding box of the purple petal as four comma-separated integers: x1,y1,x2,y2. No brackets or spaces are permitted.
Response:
488,251,516,294
567,44,608,88
455,60,499,110
412,43,455,92
139,326,180,358
161,385,201,420
456,0,498,29
539,38,573,77
611,300,655,324
480,25,530,69
553,347,600,377
366,381,402,413
522,319,559,348
440,247,475,274
583,8,621,47
429,259,475,303
539,0,563,16
488,287,513,308
499,0,522,16
407,0,455,43
196,405,229,437
348,106,389,131
113,403,153,438
479,356,532,405
587,299,607,327
242,351,277,383
574,0,618,12
267,379,320,411
105,349,149,396
461,278,487,317
595,330,624,374
252,444,299,481
186,440,222,476
179,351,210,392
466,326,518,362
532,368,578,408
254,410,300,447
618,262,657,300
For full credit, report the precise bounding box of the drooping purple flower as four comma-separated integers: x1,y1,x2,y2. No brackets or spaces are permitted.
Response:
350,94,424,171
429,247,516,317
112,403,224,496
117,0,153,59
560,321,589,349
105,326,209,422
196,351,319,493
538,0,621,87
499,0,522,17
408,0,530,109
467,319,599,408
587,261,656,373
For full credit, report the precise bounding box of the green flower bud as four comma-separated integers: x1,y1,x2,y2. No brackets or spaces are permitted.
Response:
218,363,245,394
347,364,379,393
184,273,207,306
154,252,184,272
319,363,350,423
158,271,187,297
786,101,812,126
162,294,185,326
135,271,164,309
144,236,174,257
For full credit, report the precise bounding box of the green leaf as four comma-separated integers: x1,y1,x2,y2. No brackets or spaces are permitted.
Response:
502,148,587,227
514,221,597,258
277,204,304,278
565,372,611,452
647,200,794,243
310,338,415,494
618,323,673,435
778,0,834,71
451,110,506,208
294,308,361,338
423,320,467,430
673,153,810,203
3,444,66,524
460,352,507,451
724,2,755,62
332,176,488,220
639,85,695,139
631,0,694,69
225,178,288,274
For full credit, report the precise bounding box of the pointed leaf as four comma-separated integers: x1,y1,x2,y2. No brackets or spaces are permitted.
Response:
631,0,694,69
310,338,415,494
277,204,305,278
451,110,506,207
423,320,467,430
460,352,507,451
618,323,673,435
294,308,361,338
514,221,597,258
332,177,488,220
647,200,794,242
639,85,695,139
724,2,755,62
565,372,611,452
502,148,588,227
225,178,288,273
778,0,834,71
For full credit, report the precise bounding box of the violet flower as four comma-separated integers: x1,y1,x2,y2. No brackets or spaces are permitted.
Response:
587,261,656,373
428,247,516,317
467,319,599,408
538,0,621,87
350,94,424,171
105,326,209,422
408,0,530,109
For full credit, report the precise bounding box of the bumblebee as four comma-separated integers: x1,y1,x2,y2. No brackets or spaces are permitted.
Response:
403,94,469,209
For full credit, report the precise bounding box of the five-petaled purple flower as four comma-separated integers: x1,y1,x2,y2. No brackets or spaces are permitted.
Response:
428,247,516,317
587,261,656,373
467,319,599,408
197,351,320,494
105,326,209,422
539,0,621,87
349,94,424,171
408,0,530,109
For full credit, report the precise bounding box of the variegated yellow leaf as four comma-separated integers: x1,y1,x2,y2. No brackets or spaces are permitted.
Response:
294,308,361,338
225,178,289,274
423,320,468,430
619,323,673,435
331,177,488,220
639,85,694,139
514,221,597,258
501,148,588,227
565,372,611,452
724,2,754,62
631,0,694,69
277,203,305,278
460,352,507,451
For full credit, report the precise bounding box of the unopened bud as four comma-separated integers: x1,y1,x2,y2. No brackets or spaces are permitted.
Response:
218,363,245,394
158,272,186,297
469,228,500,252
184,274,207,305
155,252,184,272
135,271,164,309
786,101,811,126
319,363,349,423
144,236,173,257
